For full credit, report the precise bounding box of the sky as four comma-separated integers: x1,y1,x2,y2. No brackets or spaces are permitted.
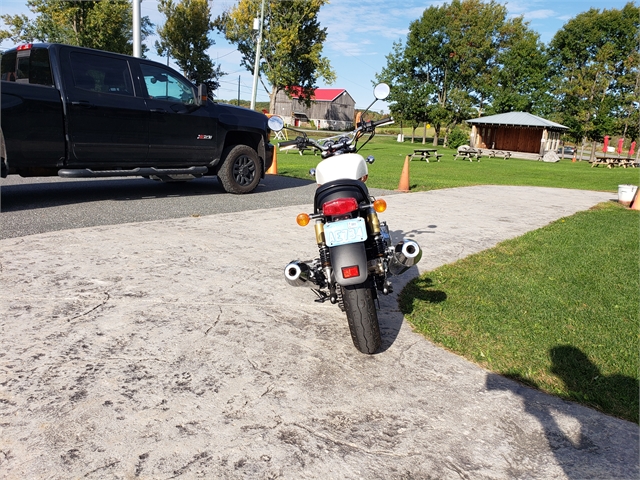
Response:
0,0,633,110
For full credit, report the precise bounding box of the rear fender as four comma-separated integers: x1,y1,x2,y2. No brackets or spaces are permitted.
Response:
331,242,368,286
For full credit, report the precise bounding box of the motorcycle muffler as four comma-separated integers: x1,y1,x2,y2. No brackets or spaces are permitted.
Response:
284,261,312,287
388,240,422,275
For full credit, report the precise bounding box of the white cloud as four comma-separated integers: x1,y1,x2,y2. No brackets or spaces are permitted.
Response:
523,9,556,20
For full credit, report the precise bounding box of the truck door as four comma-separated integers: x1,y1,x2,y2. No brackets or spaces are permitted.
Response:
61,48,149,165
139,62,217,165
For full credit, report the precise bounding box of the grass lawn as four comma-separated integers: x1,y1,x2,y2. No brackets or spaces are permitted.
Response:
399,202,639,422
277,134,639,422
276,135,639,192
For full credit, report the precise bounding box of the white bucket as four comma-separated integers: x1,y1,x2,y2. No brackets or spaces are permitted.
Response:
397,133,404,142
618,184,638,206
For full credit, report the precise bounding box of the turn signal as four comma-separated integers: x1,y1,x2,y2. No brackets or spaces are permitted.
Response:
296,213,310,226
373,198,387,213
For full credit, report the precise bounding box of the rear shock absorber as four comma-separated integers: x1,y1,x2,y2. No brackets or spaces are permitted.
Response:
316,220,338,304
366,208,386,257
373,234,387,257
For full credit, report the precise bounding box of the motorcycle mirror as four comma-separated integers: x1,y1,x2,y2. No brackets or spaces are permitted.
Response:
267,115,284,132
373,83,390,100
366,155,375,164
309,168,316,177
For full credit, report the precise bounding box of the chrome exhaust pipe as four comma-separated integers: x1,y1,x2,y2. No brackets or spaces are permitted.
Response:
284,261,311,287
388,240,422,275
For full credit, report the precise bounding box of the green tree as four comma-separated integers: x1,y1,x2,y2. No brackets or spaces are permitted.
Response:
486,18,552,116
0,0,152,55
548,3,640,157
156,0,222,91
379,0,547,146
377,41,434,143
215,0,335,113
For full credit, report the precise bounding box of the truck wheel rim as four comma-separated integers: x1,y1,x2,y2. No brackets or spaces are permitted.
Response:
233,155,256,186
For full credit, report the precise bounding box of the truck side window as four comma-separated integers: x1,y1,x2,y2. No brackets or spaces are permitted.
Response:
0,51,17,81
70,52,134,96
140,63,195,105
29,48,53,86
0,48,53,85
16,53,30,83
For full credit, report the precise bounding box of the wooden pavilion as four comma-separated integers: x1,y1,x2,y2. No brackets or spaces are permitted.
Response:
465,112,568,155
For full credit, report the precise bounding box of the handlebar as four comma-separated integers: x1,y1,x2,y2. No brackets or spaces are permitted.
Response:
371,117,394,128
278,138,301,148
277,116,394,157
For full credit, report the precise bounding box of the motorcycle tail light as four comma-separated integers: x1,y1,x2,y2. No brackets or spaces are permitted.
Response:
323,197,358,216
373,198,387,213
296,213,310,226
341,265,360,279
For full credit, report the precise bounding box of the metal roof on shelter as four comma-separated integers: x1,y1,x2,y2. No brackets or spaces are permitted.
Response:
287,87,348,102
466,112,568,130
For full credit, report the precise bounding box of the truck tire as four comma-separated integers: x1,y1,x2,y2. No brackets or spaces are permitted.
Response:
218,145,262,194
341,284,381,354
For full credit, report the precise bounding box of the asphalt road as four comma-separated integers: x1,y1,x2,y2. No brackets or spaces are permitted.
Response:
1,174,398,239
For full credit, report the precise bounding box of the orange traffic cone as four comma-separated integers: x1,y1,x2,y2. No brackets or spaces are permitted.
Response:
572,152,576,163
630,189,640,210
397,155,410,192
266,147,278,175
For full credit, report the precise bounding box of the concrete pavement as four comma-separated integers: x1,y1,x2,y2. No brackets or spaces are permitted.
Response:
1,185,637,479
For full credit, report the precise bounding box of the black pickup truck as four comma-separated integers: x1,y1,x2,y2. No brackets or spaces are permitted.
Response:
0,43,274,194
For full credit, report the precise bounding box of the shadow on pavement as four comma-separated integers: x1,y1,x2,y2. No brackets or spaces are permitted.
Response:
486,346,639,479
1,174,315,212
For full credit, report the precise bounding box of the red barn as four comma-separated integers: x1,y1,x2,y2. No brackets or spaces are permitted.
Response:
273,87,356,130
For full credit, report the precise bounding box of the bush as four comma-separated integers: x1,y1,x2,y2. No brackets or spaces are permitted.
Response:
446,127,469,149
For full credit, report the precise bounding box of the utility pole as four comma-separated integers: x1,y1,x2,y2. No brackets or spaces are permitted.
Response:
250,0,266,111
133,0,141,58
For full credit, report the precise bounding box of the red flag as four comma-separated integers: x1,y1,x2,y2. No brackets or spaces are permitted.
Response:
617,138,624,154
603,135,610,153
630,141,636,156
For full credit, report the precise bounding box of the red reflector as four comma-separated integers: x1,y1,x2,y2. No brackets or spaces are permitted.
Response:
323,197,358,216
17,44,32,51
341,265,360,279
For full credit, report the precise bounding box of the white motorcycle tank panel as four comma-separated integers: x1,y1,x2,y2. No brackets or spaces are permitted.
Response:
315,153,368,185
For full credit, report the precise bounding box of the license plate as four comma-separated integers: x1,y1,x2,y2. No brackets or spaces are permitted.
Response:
324,217,367,247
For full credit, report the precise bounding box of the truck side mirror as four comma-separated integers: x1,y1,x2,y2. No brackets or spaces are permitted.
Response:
196,84,207,106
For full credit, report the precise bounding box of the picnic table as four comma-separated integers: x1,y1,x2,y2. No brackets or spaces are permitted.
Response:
279,144,319,156
590,156,638,168
454,147,482,161
487,149,511,160
409,148,442,162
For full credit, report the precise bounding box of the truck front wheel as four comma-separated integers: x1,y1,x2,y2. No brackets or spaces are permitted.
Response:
218,145,262,194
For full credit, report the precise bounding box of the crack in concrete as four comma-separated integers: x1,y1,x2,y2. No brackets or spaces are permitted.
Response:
67,292,110,322
292,422,418,458
82,459,120,478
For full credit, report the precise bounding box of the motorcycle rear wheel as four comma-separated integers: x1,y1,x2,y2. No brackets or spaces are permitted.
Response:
341,284,381,354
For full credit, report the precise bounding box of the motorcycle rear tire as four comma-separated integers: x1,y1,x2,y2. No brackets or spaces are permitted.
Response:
341,284,381,354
